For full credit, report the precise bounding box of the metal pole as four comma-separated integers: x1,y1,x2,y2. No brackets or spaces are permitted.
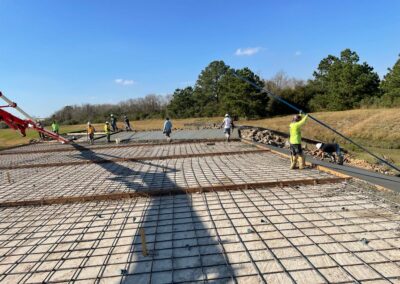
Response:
0,92,36,122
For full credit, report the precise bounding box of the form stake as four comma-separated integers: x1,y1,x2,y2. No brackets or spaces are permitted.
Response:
140,227,148,256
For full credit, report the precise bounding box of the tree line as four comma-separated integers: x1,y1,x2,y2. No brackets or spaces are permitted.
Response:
48,94,169,125
48,48,400,124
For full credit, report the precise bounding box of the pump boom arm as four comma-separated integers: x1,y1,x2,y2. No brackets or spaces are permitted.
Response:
0,91,69,144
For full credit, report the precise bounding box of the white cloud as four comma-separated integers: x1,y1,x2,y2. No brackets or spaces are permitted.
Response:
114,78,136,85
179,81,194,86
235,47,262,56
295,51,302,56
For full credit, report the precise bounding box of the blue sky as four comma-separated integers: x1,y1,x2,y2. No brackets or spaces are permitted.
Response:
1,0,399,117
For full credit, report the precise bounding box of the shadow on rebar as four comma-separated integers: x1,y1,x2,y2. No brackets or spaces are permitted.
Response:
71,143,236,283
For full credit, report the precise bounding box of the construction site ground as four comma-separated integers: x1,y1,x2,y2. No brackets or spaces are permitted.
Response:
0,129,399,283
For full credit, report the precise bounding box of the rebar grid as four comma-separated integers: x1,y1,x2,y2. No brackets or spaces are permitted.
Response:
0,199,150,283
1,136,398,283
0,184,399,283
0,152,334,204
273,184,400,277
244,186,397,283
0,149,268,170
0,142,255,168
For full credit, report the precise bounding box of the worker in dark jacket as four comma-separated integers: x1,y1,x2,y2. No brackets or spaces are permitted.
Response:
315,143,344,165
163,118,172,141
37,121,45,140
110,114,118,132
289,112,308,169
124,115,132,131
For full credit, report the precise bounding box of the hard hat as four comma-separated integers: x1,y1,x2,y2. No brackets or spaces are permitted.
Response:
225,114,229,117
111,114,114,116
105,121,109,124
316,143,322,149
87,122,91,125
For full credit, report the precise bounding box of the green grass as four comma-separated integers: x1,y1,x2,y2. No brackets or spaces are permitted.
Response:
0,125,90,149
0,129,39,149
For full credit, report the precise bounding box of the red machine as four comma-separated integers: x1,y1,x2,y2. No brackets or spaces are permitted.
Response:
0,92,69,144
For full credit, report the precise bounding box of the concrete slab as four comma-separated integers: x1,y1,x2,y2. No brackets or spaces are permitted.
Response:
96,129,240,143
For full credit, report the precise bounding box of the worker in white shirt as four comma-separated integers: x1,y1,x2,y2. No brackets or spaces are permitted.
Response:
220,114,234,142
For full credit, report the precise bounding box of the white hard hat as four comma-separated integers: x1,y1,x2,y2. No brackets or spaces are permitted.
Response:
316,143,322,149
106,121,109,124
225,114,229,117
87,122,91,125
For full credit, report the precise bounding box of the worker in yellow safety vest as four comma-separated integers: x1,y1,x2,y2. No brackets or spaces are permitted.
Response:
104,121,111,143
87,122,96,144
289,112,308,169
51,120,60,134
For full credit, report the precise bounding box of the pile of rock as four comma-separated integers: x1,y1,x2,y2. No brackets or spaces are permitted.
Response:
240,128,287,148
346,157,393,175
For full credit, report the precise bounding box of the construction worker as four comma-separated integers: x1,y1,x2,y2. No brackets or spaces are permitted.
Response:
87,122,96,144
36,121,45,140
315,142,344,165
221,114,234,142
110,114,118,132
163,117,172,141
289,112,308,169
124,115,132,131
51,120,60,134
104,121,111,143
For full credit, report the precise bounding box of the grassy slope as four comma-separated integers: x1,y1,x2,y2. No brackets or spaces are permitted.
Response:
247,108,400,148
1,109,399,166
245,108,400,166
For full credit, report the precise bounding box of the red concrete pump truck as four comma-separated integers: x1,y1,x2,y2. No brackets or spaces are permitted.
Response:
0,92,69,144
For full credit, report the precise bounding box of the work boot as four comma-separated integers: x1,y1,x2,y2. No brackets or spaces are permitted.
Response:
337,154,344,165
298,155,305,169
290,156,298,169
